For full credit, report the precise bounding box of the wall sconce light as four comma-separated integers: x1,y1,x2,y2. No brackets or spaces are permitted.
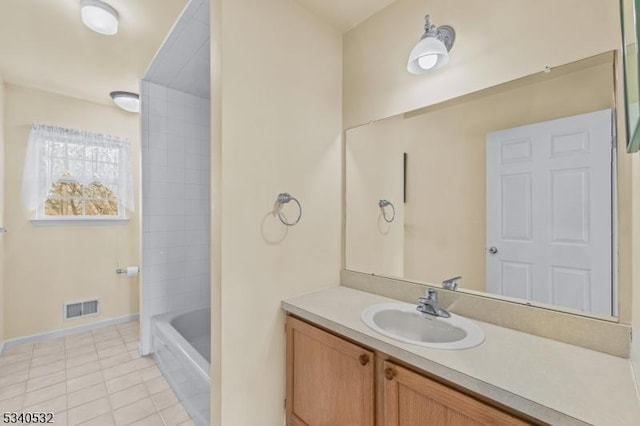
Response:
407,15,455,74
110,91,140,113
81,0,119,35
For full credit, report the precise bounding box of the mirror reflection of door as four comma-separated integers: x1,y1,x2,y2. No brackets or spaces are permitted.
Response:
486,110,614,315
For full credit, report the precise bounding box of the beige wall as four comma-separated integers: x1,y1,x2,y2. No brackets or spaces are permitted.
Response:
346,115,405,276
0,75,5,345
343,0,620,129
3,85,140,339
217,0,342,425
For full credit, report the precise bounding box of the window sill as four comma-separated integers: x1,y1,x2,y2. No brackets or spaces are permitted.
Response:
31,217,130,226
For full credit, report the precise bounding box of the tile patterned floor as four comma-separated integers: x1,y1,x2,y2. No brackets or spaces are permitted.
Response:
0,321,194,426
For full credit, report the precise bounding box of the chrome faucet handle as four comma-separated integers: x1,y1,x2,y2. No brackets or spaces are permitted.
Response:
442,276,461,290
426,288,437,300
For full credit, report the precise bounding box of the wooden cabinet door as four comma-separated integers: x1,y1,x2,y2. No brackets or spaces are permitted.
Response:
382,361,533,426
286,316,375,426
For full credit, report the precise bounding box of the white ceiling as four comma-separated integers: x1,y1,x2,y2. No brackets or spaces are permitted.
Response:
0,0,395,106
144,0,210,98
295,0,397,32
0,0,189,106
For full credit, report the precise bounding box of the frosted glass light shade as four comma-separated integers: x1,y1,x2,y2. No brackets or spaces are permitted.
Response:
110,92,140,113
407,36,449,74
81,0,119,35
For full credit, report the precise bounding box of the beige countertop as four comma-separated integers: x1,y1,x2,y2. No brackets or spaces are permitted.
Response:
281,286,640,426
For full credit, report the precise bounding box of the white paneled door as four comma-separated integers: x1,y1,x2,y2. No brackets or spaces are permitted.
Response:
486,109,613,316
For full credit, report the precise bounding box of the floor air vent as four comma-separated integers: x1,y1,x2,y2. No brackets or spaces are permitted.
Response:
65,299,100,320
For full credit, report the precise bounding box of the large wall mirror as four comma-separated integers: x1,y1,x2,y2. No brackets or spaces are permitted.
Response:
345,49,626,319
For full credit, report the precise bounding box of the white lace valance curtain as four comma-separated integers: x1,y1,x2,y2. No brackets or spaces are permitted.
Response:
21,124,134,211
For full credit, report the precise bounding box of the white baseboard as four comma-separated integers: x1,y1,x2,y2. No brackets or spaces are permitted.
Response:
0,313,140,355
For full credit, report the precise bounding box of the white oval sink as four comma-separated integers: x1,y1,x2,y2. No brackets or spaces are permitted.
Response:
361,302,485,350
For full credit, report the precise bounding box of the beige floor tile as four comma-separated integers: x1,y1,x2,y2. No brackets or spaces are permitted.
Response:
116,322,138,331
95,338,125,352
67,371,104,393
55,411,68,426
179,420,196,426
160,403,190,426
113,397,156,426
66,343,99,358
0,394,24,412
150,388,178,411
129,413,164,426
31,352,66,367
140,366,161,382
0,352,32,368
32,346,65,359
109,383,149,410
0,359,30,376
67,397,111,426
23,394,67,414
68,382,108,409
30,360,66,378
77,412,116,426
102,359,141,381
144,376,170,395
97,345,129,361
26,370,66,392
34,339,65,351
0,332,193,426
66,351,99,368
99,353,132,370
65,331,93,342
66,361,102,380
0,381,27,401
144,376,169,395
22,382,66,407
92,328,120,341
105,371,143,394
124,342,139,352
134,357,155,369
0,369,29,387
1,343,34,356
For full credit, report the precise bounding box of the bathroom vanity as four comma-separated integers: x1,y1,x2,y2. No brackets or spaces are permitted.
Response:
282,287,640,426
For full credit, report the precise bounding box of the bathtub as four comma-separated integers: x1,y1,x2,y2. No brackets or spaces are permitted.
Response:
152,307,210,426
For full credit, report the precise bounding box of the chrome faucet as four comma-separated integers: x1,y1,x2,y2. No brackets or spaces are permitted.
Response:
442,276,461,291
417,288,451,318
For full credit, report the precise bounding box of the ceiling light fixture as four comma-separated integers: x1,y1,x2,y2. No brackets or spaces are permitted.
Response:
110,91,140,113
407,15,455,74
81,0,119,35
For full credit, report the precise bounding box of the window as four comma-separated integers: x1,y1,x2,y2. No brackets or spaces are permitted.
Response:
21,124,134,220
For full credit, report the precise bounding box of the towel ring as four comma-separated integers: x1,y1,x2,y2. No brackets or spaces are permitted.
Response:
379,200,395,223
276,193,302,226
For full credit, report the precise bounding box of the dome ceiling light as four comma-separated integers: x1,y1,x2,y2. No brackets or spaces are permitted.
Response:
110,91,140,113
81,0,119,35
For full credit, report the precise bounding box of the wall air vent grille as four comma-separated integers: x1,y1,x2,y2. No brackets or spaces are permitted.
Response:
64,299,100,320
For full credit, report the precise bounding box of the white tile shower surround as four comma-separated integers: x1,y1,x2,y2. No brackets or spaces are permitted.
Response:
0,322,194,426
140,80,211,354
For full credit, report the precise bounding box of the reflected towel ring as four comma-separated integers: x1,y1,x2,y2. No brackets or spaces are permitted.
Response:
379,200,396,223
276,193,302,226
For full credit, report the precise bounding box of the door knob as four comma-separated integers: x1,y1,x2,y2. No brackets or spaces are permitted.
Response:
359,354,370,366
488,246,498,255
384,368,396,380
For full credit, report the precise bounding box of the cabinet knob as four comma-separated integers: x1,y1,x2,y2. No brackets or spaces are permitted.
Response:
359,354,370,366
384,367,397,380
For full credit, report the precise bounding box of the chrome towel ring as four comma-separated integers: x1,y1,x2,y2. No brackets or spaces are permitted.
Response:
276,193,302,226
379,200,396,223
